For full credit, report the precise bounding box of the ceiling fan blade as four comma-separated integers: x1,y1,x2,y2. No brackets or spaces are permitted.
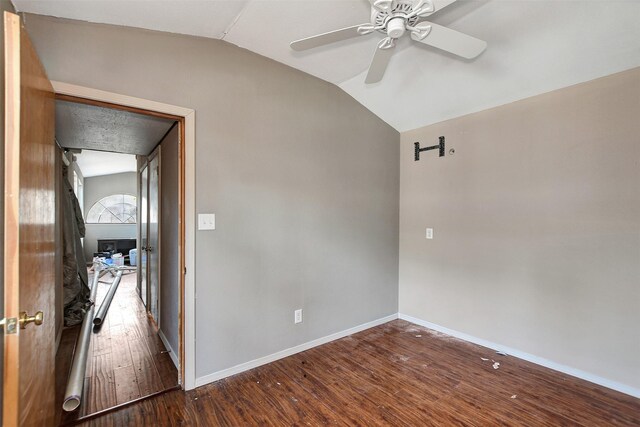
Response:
411,22,486,59
290,24,369,51
430,0,458,15
365,39,396,84
410,0,457,18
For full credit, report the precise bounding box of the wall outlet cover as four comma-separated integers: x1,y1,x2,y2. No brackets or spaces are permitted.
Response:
198,213,216,230
426,228,433,239
294,309,303,324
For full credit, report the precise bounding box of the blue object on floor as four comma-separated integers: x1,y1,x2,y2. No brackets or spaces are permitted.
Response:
129,248,137,266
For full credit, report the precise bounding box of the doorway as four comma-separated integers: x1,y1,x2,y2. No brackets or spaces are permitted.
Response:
53,95,186,424
2,15,195,423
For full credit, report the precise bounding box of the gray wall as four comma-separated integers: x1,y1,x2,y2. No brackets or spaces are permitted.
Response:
0,3,17,421
399,67,640,390
159,125,179,356
82,171,137,261
24,15,400,378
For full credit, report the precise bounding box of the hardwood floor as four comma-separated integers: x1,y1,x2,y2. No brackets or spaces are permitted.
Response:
56,270,178,425
75,319,639,426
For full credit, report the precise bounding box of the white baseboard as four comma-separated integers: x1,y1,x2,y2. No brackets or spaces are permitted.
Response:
398,313,640,399
195,313,399,388
158,329,180,370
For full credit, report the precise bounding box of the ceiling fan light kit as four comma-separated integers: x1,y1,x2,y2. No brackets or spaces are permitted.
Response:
290,0,487,84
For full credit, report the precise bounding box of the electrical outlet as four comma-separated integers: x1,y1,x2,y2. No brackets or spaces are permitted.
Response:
426,228,433,239
198,213,216,230
294,309,303,324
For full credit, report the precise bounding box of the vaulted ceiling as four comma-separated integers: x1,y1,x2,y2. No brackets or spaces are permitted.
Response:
14,0,640,131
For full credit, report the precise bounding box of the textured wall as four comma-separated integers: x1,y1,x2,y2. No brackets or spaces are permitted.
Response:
399,68,640,390
24,14,400,379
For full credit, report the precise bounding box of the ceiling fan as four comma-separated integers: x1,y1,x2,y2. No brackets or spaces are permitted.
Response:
290,0,486,84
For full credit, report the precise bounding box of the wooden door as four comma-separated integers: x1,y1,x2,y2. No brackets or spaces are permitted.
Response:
3,11,56,426
139,163,149,307
148,151,160,323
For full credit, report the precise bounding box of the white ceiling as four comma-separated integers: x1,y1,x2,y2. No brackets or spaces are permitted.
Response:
15,0,640,131
74,150,137,178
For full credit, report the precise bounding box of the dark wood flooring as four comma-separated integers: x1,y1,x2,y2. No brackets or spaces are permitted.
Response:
73,319,639,426
56,270,178,425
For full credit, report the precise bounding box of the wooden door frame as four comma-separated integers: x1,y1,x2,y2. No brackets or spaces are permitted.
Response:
52,81,196,390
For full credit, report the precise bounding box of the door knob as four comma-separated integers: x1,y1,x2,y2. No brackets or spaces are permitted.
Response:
19,311,44,329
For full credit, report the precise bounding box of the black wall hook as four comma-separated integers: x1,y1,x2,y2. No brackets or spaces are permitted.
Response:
414,136,445,161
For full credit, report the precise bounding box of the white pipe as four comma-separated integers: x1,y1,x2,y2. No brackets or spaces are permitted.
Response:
92,269,124,328
62,261,101,412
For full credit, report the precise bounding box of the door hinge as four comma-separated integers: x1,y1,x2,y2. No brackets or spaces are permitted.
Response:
0,317,18,334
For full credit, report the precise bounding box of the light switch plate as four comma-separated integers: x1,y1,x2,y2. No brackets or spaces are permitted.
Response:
426,228,433,239
198,213,216,230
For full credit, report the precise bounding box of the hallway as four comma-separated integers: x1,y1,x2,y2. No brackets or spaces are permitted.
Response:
56,270,178,424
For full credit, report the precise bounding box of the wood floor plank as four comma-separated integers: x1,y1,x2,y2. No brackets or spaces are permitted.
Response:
288,349,432,426
231,363,344,426
87,353,117,414
91,325,112,356
109,325,134,370
129,338,164,396
153,351,180,389
114,364,141,405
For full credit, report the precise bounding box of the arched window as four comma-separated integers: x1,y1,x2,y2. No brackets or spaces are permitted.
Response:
86,194,137,224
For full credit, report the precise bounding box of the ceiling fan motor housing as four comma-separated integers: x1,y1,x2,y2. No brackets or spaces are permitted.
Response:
372,1,420,36
387,18,406,38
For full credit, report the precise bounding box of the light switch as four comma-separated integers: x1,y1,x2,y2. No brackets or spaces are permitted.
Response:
426,228,433,239
198,213,216,230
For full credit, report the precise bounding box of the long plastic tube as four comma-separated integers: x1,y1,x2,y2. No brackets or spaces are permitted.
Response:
92,269,123,328
62,262,101,412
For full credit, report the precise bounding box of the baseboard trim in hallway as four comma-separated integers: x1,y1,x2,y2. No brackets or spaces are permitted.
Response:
158,329,179,370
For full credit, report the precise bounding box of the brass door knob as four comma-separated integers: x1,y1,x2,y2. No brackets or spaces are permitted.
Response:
19,311,44,329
